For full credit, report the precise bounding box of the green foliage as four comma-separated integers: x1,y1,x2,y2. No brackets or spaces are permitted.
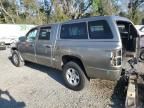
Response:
91,0,118,16
0,0,143,24
127,0,144,24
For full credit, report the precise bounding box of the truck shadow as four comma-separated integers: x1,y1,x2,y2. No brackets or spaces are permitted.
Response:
8,56,65,88
109,77,127,108
0,89,25,108
24,61,65,87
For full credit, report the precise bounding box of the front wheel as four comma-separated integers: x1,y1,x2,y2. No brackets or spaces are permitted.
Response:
12,50,24,67
63,61,89,91
140,50,144,61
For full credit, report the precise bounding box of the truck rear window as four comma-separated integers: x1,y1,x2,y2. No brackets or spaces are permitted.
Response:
88,20,113,39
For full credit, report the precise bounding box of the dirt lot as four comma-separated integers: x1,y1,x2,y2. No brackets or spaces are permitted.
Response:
0,48,143,108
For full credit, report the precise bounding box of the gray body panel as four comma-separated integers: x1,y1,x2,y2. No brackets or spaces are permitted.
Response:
15,16,139,81
18,41,36,62
35,40,52,66
55,40,121,80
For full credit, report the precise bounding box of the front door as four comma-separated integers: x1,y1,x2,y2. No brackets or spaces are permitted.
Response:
35,27,52,66
19,28,38,62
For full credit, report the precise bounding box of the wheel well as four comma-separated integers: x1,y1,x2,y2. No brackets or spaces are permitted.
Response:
11,47,17,51
141,47,144,49
140,47,144,52
62,55,89,79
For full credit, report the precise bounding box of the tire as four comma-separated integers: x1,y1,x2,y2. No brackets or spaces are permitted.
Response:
62,61,89,91
12,50,24,67
140,50,144,61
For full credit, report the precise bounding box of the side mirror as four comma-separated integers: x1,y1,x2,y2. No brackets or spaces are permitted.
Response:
19,36,26,42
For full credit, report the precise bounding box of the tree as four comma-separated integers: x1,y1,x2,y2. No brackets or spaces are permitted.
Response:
142,19,144,24
0,0,16,23
91,0,119,16
17,0,52,24
0,0,143,25
128,0,144,24
57,0,92,19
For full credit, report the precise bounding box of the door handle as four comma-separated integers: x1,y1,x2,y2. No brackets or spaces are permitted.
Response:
29,44,34,47
43,44,51,48
25,43,34,47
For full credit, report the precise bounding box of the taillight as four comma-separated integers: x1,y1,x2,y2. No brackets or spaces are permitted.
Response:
110,50,122,66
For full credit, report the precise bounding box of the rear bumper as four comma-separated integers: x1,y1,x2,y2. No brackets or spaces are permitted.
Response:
103,69,121,80
87,67,122,81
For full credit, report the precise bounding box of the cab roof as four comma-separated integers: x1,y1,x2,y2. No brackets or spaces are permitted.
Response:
63,15,131,24
36,15,132,28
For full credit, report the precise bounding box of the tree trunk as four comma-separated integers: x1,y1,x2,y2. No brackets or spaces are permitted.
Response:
0,0,15,24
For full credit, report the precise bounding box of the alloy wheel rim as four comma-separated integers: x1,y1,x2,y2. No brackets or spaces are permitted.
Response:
13,54,18,65
141,53,144,60
66,68,80,86
141,52,144,60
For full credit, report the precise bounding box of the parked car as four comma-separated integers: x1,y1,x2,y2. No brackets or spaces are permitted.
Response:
11,16,140,91
135,25,144,61
0,41,6,50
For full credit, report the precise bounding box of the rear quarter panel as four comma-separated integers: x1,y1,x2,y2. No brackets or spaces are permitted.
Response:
55,39,121,80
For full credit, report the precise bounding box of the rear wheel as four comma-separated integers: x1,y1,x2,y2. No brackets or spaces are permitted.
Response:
140,50,144,61
12,50,24,67
63,61,89,91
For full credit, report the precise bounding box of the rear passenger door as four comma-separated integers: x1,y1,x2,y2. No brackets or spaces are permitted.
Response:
35,27,52,66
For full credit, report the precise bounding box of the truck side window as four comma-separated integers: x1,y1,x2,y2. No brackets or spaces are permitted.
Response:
60,22,88,39
88,20,113,39
38,27,51,40
26,29,38,42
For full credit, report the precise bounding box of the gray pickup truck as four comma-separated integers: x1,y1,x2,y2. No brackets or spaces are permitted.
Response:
11,16,140,91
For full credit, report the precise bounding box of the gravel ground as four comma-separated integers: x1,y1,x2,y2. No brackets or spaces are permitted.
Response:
1,48,143,108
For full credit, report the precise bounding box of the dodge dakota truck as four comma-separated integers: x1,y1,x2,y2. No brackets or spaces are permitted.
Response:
11,16,140,91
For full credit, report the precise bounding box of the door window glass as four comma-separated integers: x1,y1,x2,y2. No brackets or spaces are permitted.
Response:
26,29,38,42
38,27,51,40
